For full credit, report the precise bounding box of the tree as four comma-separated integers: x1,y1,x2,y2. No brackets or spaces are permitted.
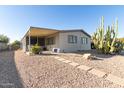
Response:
0,34,9,43
11,40,21,50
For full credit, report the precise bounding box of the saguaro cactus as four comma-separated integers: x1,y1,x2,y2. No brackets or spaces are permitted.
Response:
92,16,105,52
110,19,118,53
92,16,121,54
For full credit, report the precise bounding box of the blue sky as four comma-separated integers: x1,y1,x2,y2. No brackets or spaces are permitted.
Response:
0,5,124,42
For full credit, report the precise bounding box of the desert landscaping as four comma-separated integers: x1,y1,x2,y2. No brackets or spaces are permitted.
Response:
59,50,124,78
0,7,124,88
0,50,124,88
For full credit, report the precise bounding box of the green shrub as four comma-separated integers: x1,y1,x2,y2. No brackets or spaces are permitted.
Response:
119,38,124,50
11,44,20,50
114,40,124,53
11,40,21,50
31,44,42,54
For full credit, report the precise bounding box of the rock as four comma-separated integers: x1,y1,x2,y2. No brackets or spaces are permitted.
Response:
26,52,34,56
83,53,92,59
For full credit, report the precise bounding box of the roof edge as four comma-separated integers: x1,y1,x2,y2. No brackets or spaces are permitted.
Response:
61,29,91,38
21,27,91,41
21,26,61,41
30,26,60,31
21,27,31,42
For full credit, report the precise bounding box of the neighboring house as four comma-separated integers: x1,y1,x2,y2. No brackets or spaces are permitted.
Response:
21,27,91,52
0,41,8,51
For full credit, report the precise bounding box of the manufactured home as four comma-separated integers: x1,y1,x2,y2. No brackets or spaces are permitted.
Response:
21,27,91,53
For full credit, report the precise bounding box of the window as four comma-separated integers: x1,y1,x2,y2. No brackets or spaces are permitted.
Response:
81,37,88,44
46,37,55,45
68,35,77,43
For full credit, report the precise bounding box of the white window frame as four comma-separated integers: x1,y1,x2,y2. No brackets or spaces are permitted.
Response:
46,37,55,45
81,37,88,44
68,35,77,44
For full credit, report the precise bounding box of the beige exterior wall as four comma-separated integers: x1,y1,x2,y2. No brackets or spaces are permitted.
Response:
59,31,91,52
45,32,60,51
21,30,91,53
21,37,27,52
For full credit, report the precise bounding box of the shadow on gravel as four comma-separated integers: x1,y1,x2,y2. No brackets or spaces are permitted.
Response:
68,49,123,59
0,51,23,88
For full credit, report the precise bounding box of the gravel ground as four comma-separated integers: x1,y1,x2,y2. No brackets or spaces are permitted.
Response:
0,51,23,88
0,50,122,88
58,50,124,78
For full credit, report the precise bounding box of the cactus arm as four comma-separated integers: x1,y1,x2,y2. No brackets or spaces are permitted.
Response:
110,18,118,53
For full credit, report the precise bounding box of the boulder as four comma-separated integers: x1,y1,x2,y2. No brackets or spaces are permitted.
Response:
26,52,34,56
83,53,104,60
83,53,92,59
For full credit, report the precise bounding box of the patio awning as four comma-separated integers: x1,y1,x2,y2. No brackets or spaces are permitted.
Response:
27,27,59,37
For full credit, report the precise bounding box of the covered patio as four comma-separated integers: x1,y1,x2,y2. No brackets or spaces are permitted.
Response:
22,27,59,52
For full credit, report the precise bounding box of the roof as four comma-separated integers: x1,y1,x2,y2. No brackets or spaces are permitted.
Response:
30,27,91,37
61,29,91,38
21,26,91,41
30,26,60,32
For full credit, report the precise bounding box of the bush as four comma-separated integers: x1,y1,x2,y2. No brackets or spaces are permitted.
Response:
119,38,124,43
31,44,42,54
114,40,124,53
119,38,124,50
11,40,21,50
11,44,20,50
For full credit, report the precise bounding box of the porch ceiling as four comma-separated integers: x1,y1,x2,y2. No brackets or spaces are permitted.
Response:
27,27,59,37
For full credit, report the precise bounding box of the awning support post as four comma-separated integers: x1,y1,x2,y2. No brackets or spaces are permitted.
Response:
29,30,31,52
37,36,38,45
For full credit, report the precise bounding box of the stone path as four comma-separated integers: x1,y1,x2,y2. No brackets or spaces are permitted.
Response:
54,56,124,87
